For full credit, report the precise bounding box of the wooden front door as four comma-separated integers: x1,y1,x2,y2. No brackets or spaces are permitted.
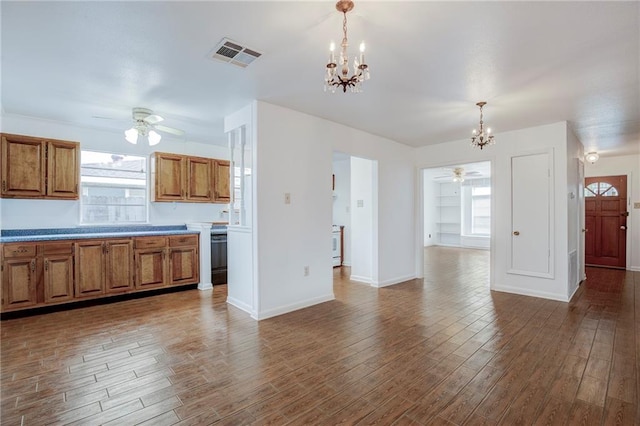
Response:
585,175,627,268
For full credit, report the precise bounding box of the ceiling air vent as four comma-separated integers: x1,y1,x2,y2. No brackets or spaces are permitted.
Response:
209,38,262,68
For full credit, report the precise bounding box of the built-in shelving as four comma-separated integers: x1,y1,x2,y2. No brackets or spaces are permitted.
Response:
436,182,461,246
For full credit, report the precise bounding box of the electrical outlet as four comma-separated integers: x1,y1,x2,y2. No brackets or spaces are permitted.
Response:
357,200,364,208
304,266,309,276
634,202,640,209
284,193,291,204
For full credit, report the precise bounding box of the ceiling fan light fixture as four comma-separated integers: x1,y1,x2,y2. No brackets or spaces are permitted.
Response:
148,130,161,146
124,127,138,144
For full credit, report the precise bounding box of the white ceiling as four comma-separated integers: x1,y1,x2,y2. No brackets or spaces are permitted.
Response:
2,1,639,157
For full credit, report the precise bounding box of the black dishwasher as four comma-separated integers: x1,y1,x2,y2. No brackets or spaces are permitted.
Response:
210,227,227,285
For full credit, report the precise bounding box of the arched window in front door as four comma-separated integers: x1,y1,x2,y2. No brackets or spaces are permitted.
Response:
584,181,619,198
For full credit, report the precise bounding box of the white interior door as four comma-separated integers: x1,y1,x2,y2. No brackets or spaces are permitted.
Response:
510,152,553,277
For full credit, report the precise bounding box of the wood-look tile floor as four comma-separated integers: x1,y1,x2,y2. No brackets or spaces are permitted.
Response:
1,247,638,425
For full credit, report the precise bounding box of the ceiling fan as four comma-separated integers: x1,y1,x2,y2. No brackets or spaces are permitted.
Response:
124,107,184,146
433,167,481,183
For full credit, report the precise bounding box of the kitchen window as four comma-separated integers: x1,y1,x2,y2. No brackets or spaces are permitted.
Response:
80,151,147,224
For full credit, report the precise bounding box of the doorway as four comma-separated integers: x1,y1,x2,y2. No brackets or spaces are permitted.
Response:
584,175,628,268
332,151,378,285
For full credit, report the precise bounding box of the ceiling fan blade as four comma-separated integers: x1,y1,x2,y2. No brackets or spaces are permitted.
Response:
144,114,164,124
154,124,184,136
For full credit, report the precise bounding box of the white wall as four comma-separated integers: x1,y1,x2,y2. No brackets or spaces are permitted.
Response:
422,169,439,247
0,114,229,229
414,122,574,301
249,101,415,319
350,156,375,283
253,102,334,319
585,153,640,271
332,157,351,265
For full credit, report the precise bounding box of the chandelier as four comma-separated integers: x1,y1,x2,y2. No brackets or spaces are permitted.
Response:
471,102,495,150
324,0,370,93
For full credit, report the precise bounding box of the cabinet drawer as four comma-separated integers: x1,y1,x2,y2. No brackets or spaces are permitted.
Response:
134,236,167,249
169,235,198,247
3,244,36,258
41,242,73,255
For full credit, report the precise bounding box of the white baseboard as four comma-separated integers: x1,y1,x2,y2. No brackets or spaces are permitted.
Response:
350,275,372,284
372,274,417,288
197,282,213,291
628,266,640,272
226,297,254,316
252,293,335,321
491,284,569,302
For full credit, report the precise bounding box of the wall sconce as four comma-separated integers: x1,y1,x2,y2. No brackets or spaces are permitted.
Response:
585,152,599,164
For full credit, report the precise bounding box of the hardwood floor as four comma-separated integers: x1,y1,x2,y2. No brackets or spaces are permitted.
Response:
1,246,638,425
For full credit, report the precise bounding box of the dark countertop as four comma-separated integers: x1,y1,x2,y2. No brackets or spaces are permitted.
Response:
0,225,199,243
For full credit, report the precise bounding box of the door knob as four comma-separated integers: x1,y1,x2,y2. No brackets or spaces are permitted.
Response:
620,226,627,230
513,231,520,236
582,228,588,233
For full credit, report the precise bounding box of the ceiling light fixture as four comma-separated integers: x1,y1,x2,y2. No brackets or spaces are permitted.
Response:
471,101,495,150
124,122,161,146
452,167,465,183
324,0,369,93
585,152,599,164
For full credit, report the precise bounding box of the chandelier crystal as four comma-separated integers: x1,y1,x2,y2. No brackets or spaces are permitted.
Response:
471,101,495,150
324,0,370,93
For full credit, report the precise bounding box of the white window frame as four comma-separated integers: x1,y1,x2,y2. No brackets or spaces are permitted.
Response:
79,150,150,225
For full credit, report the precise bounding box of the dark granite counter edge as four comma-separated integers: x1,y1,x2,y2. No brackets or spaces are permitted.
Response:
1,225,188,237
0,230,199,243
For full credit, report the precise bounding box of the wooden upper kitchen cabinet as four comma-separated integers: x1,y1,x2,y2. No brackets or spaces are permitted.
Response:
187,156,213,202
213,160,230,203
1,133,79,199
46,140,79,199
1,244,38,310
153,151,229,204
154,152,185,201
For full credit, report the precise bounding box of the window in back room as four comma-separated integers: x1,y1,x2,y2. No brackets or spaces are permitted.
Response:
80,151,147,224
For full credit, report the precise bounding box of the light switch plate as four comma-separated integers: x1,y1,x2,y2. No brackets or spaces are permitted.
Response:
284,193,291,204
634,202,640,209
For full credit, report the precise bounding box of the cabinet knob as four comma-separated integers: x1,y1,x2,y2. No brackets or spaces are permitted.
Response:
513,231,520,236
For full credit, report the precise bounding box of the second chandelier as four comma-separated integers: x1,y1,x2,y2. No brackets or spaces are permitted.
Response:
324,0,370,93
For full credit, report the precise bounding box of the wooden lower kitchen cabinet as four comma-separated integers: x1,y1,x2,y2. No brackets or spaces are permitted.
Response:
42,242,74,303
75,239,133,298
1,244,37,309
168,235,199,285
133,234,199,288
134,236,168,289
1,233,198,313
